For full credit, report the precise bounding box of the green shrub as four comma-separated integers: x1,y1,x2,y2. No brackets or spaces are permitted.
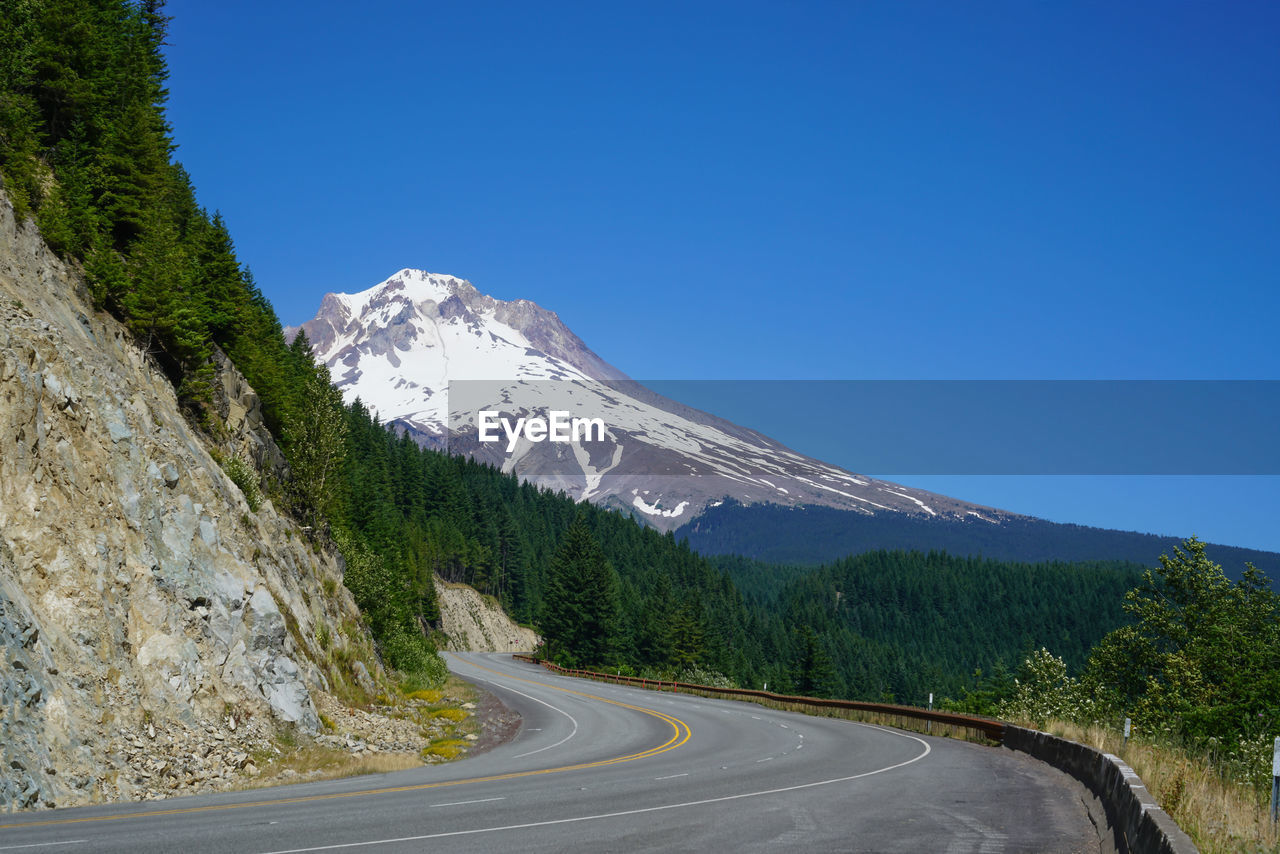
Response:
381,626,448,688
998,648,1094,729
221,453,262,513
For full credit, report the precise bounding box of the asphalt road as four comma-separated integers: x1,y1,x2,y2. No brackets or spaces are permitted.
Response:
0,653,1099,853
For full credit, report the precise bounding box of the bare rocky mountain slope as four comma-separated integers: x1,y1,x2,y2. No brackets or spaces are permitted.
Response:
0,188,391,809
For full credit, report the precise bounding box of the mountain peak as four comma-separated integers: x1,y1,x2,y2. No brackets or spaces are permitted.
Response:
298,269,629,435
332,269,476,319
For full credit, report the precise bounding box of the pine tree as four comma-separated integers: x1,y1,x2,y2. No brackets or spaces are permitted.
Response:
541,517,620,667
288,357,348,526
669,600,705,673
792,626,839,698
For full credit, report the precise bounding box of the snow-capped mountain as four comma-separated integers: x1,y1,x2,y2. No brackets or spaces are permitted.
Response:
295,269,1007,531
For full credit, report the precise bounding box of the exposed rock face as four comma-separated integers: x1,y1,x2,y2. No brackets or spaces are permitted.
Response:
211,347,290,484
0,189,364,810
434,578,539,653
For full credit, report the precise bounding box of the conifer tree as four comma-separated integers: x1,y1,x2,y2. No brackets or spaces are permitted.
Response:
791,626,840,698
288,357,348,526
541,517,620,667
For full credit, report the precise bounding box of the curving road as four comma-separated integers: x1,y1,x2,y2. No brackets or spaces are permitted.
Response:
0,653,1097,853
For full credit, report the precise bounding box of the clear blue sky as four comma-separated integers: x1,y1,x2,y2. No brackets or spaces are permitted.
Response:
163,1,1280,554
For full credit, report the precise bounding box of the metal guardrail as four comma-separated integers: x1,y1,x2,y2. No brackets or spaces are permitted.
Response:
511,654,1006,742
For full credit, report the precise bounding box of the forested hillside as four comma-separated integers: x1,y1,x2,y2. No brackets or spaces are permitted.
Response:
0,0,1148,704
330,404,1149,700
332,399,760,681
716,552,1144,702
0,0,324,431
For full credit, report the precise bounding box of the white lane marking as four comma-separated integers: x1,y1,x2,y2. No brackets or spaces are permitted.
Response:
0,843,88,851
460,674,580,760
755,757,773,763
654,773,688,781
254,725,932,854
750,716,761,720
431,797,506,808
779,724,789,729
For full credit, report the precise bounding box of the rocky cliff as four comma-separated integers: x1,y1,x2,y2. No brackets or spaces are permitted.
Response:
434,578,539,653
0,188,375,810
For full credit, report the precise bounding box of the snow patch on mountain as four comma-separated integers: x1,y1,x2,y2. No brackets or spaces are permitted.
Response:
632,495,691,519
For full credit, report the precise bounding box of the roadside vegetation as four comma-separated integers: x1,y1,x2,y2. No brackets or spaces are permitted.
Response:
959,539,1280,853
241,674,483,788
1031,719,1277,854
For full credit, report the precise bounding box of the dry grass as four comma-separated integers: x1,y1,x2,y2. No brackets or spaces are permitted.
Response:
430,707,469,723
443,674,479,702
238,742,425,789
405,689,445,703
398,676,481,732
411,677,482,763
435,676,481,734
1032,719,1279,854
422,739,470,761
237,673,483,790
275,745,423,779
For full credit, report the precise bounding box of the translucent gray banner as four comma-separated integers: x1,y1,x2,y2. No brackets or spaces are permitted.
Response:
444,380,1280,475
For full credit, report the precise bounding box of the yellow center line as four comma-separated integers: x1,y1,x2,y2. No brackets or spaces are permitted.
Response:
0,657,692,832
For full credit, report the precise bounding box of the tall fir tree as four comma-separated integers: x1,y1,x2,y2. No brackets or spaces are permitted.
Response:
541,516,620,667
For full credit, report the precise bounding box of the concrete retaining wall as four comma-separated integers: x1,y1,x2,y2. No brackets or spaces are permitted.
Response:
1004,725,1198,853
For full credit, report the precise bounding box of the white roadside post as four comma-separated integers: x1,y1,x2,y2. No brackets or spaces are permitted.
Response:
1271,736,1280,823
927,693,933,735
1123,717,1131,748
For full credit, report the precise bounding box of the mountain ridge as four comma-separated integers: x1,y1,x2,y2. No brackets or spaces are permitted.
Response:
677,498,1280,578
